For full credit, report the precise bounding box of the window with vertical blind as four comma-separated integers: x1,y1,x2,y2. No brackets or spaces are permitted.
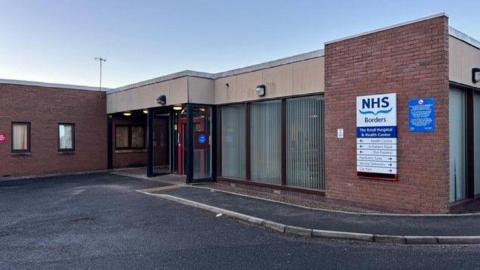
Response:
286,96,325,189
58,123,75,151
250,100,281,185
12,122,30,153
221,105,246,179
474,92,480,196
449,88,466,202
115,125,145,150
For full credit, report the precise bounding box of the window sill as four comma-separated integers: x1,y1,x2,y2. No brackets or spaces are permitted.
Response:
58,151,75,155
115,149,147,154
11,152,31,157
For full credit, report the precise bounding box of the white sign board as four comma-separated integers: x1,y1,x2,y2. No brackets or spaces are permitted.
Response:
356,93,397,176
337,128,344,139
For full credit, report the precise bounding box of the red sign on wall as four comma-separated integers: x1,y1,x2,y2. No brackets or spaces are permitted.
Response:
0,133,7,144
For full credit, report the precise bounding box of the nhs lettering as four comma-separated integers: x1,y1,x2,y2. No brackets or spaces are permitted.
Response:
356,93,397,176
356,93,396,127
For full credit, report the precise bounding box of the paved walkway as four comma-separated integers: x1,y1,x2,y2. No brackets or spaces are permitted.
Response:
154,186,480,237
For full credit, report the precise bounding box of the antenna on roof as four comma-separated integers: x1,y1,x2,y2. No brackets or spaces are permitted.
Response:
94,57,107,91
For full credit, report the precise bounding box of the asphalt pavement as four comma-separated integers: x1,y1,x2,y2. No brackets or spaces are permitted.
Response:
1,173,479,269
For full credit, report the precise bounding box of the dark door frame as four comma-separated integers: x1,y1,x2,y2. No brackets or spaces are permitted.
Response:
147,107,174,177
185,103,217,184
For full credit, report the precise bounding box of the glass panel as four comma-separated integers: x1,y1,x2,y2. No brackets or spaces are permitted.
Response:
193,106,212,179
449,89,466,202
221,105,246,179
131,126,145,148
474,93,480,195
59,124,73,150
115,126,129,149
12,124,28,151
286,96,325,189
250,101,281,184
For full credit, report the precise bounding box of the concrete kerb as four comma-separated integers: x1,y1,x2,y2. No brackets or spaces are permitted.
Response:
139,192,480,245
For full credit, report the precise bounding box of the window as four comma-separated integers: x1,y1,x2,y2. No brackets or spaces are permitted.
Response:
449,88,466,202
221,105,246,179
286,96,325,189
115,125,145,150
131,126,145,148
58,123,75,151
250,100,282,185
12,122,30,153
116,126,130,149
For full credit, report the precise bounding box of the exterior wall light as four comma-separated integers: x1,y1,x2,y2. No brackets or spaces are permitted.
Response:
473,68,480,84
143,110,148,114
256,85,266,97
123,112,132,116
173,105,183,111
156,95,167,105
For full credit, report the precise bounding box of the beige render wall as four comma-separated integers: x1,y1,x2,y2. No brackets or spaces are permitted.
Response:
214,57,324,104
449,36,480,88
107,77,188,114
187,77,215,104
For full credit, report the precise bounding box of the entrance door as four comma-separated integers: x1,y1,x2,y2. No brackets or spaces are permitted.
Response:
177,116,207,176
153,115,170,175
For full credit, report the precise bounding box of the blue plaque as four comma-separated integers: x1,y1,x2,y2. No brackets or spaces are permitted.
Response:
409,98,435,133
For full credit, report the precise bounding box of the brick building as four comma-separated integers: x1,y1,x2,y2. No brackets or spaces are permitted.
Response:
1,13,479,213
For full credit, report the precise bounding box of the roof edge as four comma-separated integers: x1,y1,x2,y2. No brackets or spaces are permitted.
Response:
325,12,448,45
110,49,325,94
0,78,104,92
109,70,214,94
449,26,480,49
213,49,324,79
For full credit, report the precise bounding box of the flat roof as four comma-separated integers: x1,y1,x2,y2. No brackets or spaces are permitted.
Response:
449,27,480,49
109,49,324,94
0,78,105,92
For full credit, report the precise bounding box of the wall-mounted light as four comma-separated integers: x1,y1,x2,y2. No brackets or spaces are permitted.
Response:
256,84,266,97
173,105,183,111
123,112,132,116
143,110,148,114
156,95,167,105
473,68,480,84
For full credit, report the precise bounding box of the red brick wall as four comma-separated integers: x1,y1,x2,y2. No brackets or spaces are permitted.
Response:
111,114,147,169
0,84,107,177
324,16,450,213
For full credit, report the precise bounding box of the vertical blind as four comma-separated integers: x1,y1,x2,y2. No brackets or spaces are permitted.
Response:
474,93,480,195
131,126,145,148
221,105,246,179
12,124,29,151
115,126,129,148
59,124,73,149
250,101,282,184
449,88,466,202
286,96,325,189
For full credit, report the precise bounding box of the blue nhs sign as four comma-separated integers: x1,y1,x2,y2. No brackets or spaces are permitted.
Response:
356,93,397,127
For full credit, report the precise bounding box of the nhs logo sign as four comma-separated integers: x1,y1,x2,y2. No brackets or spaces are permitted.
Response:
356,93,397,127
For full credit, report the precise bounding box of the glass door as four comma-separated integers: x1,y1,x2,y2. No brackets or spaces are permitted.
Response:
192,106,213,180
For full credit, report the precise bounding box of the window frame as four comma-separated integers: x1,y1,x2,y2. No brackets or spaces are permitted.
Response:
11,122,31,153
58,123,75,152
217,93,326,193
115,125,146,150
